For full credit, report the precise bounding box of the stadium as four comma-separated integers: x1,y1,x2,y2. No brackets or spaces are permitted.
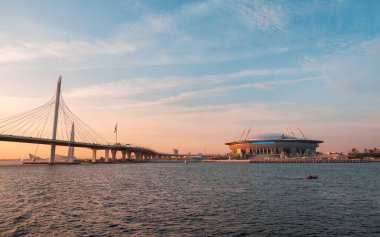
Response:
226,132,323,158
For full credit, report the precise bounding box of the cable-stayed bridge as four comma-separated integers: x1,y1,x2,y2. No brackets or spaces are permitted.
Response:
0,76,183,163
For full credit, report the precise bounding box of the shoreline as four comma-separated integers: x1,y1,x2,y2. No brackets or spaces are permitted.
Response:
202,159,372,163
0,159,377,166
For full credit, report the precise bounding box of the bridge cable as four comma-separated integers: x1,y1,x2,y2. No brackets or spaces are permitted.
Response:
0,100,54,136
19,101,54,137
33,102,55,157
0,95,55,130
60,95,109,144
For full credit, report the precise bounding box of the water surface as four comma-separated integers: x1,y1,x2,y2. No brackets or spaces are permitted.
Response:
0,162,379,236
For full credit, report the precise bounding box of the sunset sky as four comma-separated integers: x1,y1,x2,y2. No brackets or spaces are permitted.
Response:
1,0,380,158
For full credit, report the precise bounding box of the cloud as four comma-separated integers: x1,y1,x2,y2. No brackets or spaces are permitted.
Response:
144,76,321,107
226,0,289,31
206,67,315,83
310,38,380,94
65,74,321,111
180,0,290,31
0,39,136,62
65,77,185,99
95,0,294,66
64,66,319,101
0,0,304,66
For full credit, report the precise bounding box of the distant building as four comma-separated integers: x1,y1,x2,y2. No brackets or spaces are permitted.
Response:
348,148,380,159
226,133,323,158
172,149,179,155
322,152,346,159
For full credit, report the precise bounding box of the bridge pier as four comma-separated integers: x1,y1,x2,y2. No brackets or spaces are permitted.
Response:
127,151,131,160
121,150,127,162
50,144,56,164
111,150,117,162
136,152,142,160
105,149,110,163
92,149,97,163
68,122,75,163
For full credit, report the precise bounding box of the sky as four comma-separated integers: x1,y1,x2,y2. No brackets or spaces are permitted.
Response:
0,0,380,158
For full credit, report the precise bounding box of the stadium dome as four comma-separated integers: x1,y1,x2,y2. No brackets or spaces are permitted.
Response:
249,133,297,140
226,132,323,158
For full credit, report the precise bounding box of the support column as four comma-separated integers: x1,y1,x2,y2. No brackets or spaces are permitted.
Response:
121,150,127,161
50,76,62,164
105,149,110,163
68,122,75,163
92,149,97,163
111,150,117,162
127,152,131,160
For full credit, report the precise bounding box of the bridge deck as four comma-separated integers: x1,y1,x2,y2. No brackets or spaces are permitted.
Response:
0,134,190,157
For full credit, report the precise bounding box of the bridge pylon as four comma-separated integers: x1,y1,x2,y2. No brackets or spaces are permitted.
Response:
50,76,62,164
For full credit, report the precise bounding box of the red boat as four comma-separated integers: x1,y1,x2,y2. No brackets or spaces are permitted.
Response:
307,174,318,179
